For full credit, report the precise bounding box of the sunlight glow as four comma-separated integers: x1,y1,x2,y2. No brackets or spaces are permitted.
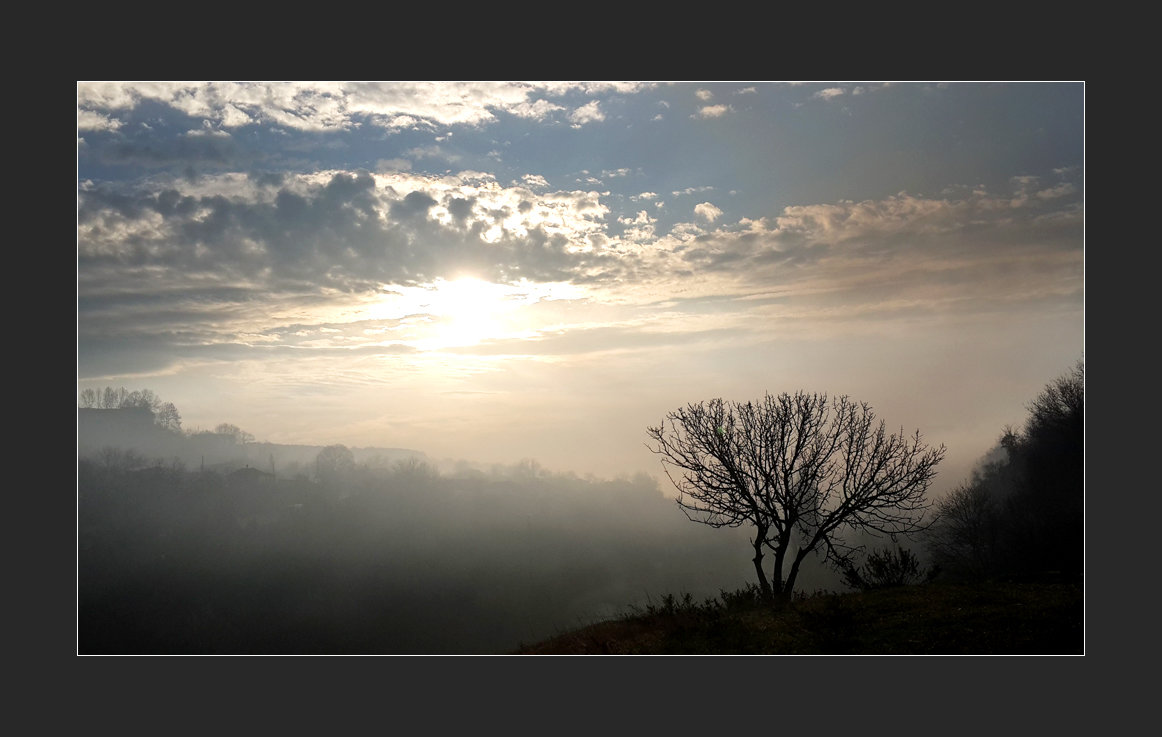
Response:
424,277,512,347
365,277,584,350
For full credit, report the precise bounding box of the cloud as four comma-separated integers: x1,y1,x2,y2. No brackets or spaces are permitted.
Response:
78,166,1080,308
184,124,231,139
506,98,566,120
306,82,517,129
610,181,1084,326
1006,174,1080,207
813,88,845,100
77,82,632,135
77,131,1082,383
695,105,731,118
77,170,626,306
77,109,123,132
696,89,714,101
1036,182,1077,200
570,101,605,127
619,210,658,242
405,144,460,163
694,202,723,222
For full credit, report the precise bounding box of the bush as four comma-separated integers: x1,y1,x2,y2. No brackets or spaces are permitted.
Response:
841,546,933,591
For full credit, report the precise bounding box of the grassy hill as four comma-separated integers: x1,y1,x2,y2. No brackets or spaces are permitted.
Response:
513,580,1084,655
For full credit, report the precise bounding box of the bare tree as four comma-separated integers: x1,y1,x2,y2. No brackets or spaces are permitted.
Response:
646,391,945,602
121,389,159,411
316,444,356,485
78,388,98,408
925,480,1002,580
101,386,125,409
1025,360,1084,443
155,402,183,432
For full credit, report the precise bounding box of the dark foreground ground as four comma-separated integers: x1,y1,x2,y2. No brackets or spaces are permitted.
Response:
513,581,1084,655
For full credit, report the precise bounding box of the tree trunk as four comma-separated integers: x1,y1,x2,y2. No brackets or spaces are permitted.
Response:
769,535,791,601
781,548,812,604
751,526,773,599
782,564,801,604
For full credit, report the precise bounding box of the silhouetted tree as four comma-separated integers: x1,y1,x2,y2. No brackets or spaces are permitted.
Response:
926,480,1003,579
1025,361,1084,446
121,389,158,411
155,402,182,432
316,444,356,485
102,386,124,409
79,388,98,408
1000,361,1084,577
647,391,945,602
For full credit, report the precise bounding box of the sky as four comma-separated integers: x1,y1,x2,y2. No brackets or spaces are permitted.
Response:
76,81,1084,492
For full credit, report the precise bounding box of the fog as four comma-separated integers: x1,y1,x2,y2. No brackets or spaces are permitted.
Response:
78,412,850,654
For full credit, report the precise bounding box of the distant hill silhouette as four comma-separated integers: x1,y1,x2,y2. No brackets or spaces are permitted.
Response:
77,407,425,474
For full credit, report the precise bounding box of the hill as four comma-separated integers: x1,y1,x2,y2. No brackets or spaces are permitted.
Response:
513,580,1084,655
77,407,425,473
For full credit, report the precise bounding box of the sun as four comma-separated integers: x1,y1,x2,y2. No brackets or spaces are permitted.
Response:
364,276,584,352
422,277,512,347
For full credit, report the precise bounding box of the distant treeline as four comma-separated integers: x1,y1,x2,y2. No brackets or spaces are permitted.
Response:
78,386,183,431
77,388,423,476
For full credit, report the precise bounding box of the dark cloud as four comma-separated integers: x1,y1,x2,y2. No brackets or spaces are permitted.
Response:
249,170,286,188
77,335,182,378
390,190,438,220
446,196,475,223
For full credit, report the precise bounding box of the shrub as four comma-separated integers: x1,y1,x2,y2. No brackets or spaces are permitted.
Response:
841,546,933,591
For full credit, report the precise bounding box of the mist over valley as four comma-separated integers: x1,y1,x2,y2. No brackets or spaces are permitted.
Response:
79,404,836,653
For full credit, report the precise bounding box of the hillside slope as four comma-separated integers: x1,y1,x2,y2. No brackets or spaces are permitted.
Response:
514,581,1084,655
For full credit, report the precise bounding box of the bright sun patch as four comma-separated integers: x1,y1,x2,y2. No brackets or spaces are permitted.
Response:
365,277,583,351
423,277,512,347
